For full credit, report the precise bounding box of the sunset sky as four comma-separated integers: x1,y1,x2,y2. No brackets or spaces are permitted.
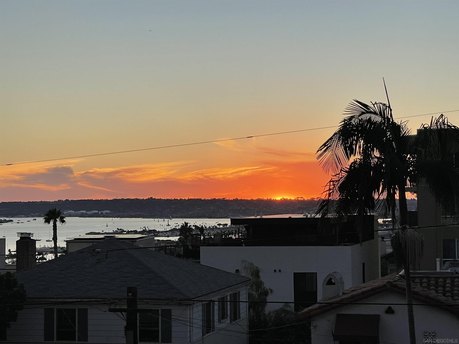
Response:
2,1,459,201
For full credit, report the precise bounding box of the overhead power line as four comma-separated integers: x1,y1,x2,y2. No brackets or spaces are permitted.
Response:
2,126,335,167
3,108,459,167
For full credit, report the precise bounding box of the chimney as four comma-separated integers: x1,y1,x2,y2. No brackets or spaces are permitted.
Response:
16,232,36,272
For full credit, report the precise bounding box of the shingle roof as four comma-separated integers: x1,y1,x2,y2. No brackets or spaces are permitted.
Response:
17,238,249,300
300,272,459,319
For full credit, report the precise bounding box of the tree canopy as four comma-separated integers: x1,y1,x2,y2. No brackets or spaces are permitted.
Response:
0,272,26,339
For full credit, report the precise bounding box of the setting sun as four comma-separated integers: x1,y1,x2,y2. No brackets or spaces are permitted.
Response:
272,195,297,201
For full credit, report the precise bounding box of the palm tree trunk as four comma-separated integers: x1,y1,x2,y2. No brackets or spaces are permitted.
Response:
398,181,416,344
52,219,58,259
398,182,408,227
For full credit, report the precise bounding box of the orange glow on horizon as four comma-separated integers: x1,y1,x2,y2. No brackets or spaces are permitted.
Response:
271,195,297,201
0,158,330,202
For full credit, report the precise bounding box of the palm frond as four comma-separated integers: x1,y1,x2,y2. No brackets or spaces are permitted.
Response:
317,100,396,173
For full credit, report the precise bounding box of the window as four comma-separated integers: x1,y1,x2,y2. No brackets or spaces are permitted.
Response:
139,309,172,343
139,310,159,342
202,302,214,336
443,238,459,261
229,292,240,322
44,308,88,342
218,296,228,323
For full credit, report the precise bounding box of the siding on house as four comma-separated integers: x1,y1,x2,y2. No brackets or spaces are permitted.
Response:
190,287,248,344
6,305,125,344
5,286,248,344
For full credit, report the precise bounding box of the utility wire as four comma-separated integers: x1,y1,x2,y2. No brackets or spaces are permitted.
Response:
3,108,459,167
9,296,459,308
2,127,334,167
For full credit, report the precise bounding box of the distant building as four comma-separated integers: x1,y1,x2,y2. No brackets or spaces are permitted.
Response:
66,233,158,253
7,239,249,344
301,271,459,343
201,214,379,311
411,126,459,270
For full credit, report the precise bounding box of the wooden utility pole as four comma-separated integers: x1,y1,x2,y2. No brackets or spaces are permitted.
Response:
109,287,138,344
126,287,138,344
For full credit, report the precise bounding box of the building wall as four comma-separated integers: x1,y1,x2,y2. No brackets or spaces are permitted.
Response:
310,291,459,344
66,236,156,253
201,240,379,311
5,298,247,344
6,305,125,343
190,287,249,344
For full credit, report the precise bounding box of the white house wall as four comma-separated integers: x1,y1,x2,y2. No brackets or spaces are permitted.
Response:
6,285,248,344
6,302,245,344
190,287,249,344
201,240,379,311
311,291,459,344
350,238,380,284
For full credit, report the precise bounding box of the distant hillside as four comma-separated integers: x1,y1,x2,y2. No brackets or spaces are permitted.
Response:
0,198,321,218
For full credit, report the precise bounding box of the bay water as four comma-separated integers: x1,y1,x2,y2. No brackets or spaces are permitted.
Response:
0,217,229,253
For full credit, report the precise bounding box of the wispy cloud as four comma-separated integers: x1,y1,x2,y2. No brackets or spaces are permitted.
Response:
212,138,250,152
0,159,329,201
255,146,316,160
77,161,192,182
212,139,316,162
181,165,274,181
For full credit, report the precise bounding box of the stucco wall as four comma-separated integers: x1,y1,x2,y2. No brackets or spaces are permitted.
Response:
311,291,459,344
201,241,379,311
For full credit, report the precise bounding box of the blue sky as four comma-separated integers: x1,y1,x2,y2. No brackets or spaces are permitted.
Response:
1,1,459,200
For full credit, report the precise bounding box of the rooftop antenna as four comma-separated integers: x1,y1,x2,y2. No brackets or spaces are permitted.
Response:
383,78,393,117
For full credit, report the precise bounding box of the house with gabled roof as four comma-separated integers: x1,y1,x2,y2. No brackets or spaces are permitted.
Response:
6,238,249,344
300,272,459,344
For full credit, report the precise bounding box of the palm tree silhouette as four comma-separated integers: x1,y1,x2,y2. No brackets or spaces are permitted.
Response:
317,99,418,343
43,208,66,259
317,99,414,224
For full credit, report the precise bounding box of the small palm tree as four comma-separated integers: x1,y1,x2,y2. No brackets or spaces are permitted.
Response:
43,208,66,259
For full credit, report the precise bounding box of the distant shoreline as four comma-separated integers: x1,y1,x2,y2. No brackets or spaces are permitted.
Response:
0,198,321,218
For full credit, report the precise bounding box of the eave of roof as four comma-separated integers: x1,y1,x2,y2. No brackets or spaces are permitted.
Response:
300,273,459,319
